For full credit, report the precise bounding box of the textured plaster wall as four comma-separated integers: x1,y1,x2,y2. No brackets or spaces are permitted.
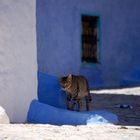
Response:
37,0,140,88
0,0,37,122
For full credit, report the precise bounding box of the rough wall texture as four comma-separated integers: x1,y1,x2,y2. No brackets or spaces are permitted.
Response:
37,0,140,88
0,0,37,122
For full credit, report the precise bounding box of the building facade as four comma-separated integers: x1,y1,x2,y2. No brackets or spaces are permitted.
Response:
37,0,140,88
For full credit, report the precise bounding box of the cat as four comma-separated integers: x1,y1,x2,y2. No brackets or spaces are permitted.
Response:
59,74,92,112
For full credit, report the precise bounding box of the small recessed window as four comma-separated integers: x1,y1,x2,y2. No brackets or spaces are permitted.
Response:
81,15,100,64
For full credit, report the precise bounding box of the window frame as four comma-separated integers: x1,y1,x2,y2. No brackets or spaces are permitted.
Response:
80,14,101,66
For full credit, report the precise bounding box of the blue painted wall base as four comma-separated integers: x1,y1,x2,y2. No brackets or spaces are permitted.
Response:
38,72,66,108
27,100,118,125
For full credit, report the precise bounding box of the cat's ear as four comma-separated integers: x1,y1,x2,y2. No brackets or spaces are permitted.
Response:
67,74,72,81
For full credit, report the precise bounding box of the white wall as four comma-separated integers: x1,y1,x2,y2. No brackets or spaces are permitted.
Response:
0,0,37,122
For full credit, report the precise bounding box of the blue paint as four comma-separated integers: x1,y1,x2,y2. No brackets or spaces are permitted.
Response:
38,72,66,108
37,0,140,88
27,99,118,125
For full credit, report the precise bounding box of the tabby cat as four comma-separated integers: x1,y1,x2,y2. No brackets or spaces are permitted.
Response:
59,74,92,112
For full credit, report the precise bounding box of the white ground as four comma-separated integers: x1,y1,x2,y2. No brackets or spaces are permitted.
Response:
0,124,139,140
91,86,140,95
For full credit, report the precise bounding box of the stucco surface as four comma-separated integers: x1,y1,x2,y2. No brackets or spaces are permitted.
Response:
0,0,37,122
37,0,140,88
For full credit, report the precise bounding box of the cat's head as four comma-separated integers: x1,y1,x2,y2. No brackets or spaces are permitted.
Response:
59,74,72,92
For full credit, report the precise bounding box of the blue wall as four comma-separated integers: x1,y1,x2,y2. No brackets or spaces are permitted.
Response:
37,0,140,88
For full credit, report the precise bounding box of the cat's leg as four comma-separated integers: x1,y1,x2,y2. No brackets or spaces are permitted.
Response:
70,98,77,111
66,95,71,110
85,96,91,111
77,99,82,112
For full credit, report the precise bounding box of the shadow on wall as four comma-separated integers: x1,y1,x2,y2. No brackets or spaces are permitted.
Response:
90,93,140,126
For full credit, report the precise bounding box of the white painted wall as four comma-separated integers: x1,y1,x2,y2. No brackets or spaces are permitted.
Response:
0,0,37,122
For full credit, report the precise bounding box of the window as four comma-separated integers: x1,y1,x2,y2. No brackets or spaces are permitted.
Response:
81,15,100,64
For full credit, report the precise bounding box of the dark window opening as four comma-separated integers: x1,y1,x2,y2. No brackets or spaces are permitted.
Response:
81,15,100,64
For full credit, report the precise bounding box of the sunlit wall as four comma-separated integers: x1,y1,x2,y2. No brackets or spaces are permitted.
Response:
0,0,37,122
